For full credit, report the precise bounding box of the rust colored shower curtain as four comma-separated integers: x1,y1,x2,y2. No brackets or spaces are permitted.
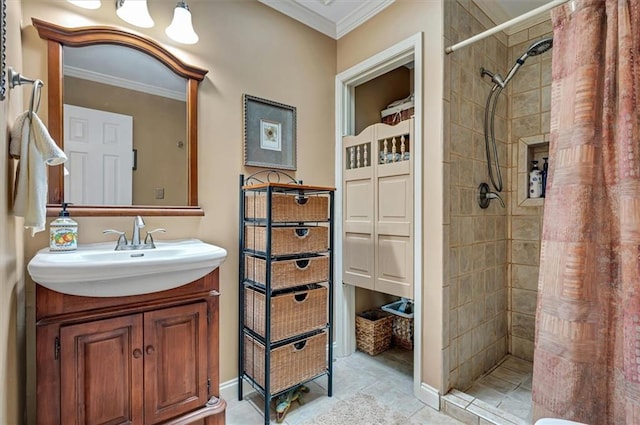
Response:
532,0,640,424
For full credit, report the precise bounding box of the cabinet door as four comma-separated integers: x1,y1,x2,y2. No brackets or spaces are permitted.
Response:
143,303,209,425
60,314,144,425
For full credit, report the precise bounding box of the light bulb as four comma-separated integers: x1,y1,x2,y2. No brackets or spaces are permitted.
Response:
67,0,101,9
166,2,199,45
115,0,154,28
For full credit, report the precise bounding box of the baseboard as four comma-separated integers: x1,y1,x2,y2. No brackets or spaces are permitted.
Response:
416,382,441,411
219,377,256,402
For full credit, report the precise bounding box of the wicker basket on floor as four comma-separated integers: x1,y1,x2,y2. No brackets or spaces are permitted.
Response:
355,310,393,356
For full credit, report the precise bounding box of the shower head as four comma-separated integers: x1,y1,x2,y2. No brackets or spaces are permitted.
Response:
501,36,553,87
526,37,553,56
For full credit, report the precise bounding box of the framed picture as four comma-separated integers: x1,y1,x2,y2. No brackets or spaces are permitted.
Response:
243,94,296,170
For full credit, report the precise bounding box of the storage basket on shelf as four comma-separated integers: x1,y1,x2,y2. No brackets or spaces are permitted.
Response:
245,192,329,222
244,285,328,342
355,309,393,356
243,331,327,394
244,225,329,256
382,299,414,350
245,255,329,291
381,100,414,126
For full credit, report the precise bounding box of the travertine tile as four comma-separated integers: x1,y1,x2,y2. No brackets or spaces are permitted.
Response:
443,399,480,425
511,216,541,240
512,288,537,315
508,29,529,47
511,63,541,94
511,336,534,361
512,90,541,118
512,264,539,291
511,241,540,265
512,313,535,341
501,356,533,375
528,20,552,39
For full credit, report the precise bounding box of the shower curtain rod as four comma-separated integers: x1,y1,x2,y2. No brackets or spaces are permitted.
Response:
445,0,570,54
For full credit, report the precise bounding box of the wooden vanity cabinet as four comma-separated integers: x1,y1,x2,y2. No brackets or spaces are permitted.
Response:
35,269,225,425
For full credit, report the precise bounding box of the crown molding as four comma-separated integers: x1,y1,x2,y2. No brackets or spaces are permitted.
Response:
473,0,551,36
258,0,394,39
63,65,186,101
258,0,335,38
336,0,394,39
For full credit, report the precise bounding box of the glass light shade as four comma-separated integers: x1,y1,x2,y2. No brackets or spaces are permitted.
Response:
116,0,154,28
67,0,101,9
165,2,199,44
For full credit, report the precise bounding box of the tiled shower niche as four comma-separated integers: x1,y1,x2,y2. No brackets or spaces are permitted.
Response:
517,134,550,207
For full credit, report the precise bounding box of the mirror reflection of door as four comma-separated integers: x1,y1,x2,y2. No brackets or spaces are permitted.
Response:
62,44,188,206
64,104,134,205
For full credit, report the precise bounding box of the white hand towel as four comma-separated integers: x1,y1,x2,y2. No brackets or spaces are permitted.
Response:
9,111,67,236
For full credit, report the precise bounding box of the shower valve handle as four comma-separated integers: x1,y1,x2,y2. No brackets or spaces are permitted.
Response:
478,183,505,209
486,191,505,208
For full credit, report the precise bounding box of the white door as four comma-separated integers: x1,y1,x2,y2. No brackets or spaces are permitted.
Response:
63,104,134,205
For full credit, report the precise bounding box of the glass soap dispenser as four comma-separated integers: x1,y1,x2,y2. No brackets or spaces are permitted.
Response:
50,202,78,252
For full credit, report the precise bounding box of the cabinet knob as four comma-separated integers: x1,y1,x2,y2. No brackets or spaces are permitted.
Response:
133,349,143,359
146,345,155,355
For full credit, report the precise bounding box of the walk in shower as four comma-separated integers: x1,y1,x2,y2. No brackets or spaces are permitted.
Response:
443,0,554,423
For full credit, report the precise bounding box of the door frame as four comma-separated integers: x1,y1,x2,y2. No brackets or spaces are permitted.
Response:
334,32,431,406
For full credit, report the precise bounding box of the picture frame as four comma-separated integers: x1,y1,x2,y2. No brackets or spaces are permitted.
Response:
243,94,296,170
0,0,6,101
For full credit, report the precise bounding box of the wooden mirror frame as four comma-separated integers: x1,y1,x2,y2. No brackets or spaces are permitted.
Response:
32,18,208,216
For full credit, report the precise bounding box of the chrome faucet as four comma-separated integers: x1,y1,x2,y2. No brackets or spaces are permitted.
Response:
103,216,166,250
132,215,145,246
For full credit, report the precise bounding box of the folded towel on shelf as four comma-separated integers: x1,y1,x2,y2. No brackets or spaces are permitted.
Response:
9,111,67,236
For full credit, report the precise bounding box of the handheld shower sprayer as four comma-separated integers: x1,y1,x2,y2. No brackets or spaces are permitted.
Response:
478,36,553,198
481,37,553,89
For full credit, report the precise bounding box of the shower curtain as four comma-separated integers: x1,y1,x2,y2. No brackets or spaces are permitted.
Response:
532,0,640,424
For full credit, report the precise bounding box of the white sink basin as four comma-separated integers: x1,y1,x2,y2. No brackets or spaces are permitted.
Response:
28,239,227,297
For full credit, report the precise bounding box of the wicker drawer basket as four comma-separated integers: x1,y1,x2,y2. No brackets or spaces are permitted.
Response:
245,193,329,222
245,255,329,290
355,310,393,356
245,225,328,256
244,285,327,342
243,331,327,394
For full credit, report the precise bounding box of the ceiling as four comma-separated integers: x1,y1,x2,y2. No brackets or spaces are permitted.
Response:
258,0,553,39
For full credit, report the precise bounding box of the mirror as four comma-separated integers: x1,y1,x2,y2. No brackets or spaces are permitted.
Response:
32,18,208,216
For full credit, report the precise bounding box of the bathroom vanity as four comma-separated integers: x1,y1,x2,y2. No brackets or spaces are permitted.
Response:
34,269,225,425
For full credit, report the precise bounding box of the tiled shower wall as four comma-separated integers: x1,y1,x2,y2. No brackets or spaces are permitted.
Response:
506,22,553,361
443,0,509,392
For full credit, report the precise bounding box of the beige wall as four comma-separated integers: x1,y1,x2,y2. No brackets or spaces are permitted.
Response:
64,76,188,205
337,0,445,391
20,0,336,415
354,67,411,134
443,0,509,391
1,1,26,424
506,21,552,362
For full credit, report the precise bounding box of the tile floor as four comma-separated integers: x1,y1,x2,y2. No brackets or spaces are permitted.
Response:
225,347,464,425
443,355,534,425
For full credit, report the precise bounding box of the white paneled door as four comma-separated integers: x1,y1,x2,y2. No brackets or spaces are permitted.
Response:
63,104,133,205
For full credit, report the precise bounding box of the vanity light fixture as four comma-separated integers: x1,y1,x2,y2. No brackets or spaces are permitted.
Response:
115,0,154,29
165,1,199,45
67,0,102,9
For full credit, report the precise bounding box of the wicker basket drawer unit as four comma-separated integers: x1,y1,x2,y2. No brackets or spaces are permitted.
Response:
244,331,327,394
245,193,329,223
245,225,328,256
244,285,327,342
245,255,329,290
